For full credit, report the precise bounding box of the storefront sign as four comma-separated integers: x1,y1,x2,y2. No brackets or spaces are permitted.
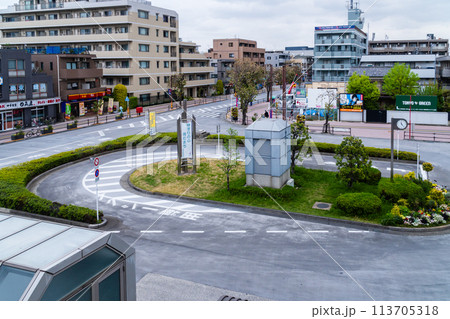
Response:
68,91,107,101
396,96,437,112
296,98,307,107
65,103,71,120
79,102,85,116
181,122,193,159
148,111,156,136
0,97,61,111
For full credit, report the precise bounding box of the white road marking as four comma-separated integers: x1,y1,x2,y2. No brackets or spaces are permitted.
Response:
348,230,370,233
224,230,246,234
115,195,141,200
182,231,204,234
266,230,288,233
324,162,335,165
28,153,46,159
85,176,122,182
168,115,174,120
98,130,105,137
106,198,116,206
99,189,128,193
129,123,135,128
307,230,329,233
100,169,130,174
99,138,112,141
109,231,121,233
132,203,137,210
86,182,120,188
141,230,164,233
142,207,159,211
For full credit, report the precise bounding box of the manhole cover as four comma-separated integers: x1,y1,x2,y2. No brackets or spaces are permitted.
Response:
312,202,332,211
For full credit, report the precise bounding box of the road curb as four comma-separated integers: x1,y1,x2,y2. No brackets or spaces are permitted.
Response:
121,168,450,236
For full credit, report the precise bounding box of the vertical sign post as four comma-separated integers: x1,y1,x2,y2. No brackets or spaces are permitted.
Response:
125,96,130,117
93,157,100,221
148,111,156,136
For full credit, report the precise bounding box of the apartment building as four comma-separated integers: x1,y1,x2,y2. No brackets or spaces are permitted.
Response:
0,0,179,105
206,38,265,66
265,51,289,68
178,41,215,98
368,36,449,56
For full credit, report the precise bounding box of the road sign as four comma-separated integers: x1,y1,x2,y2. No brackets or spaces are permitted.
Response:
93,157,100,167
95,169,99,178
125,96,129,102
168,89,172,95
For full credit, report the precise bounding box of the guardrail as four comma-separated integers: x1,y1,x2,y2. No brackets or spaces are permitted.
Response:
404,131,450,143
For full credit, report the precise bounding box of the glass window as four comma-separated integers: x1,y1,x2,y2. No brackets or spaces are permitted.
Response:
66,62,77,69
139,44,149,52
156,45,159,53
156,29,159,37
163,15,168,22
104,10,112,17
139,77,150,85
49,30,58,36
138,27,149,36
80,29,91,35
155,13,159,21
104,44,113,51
139,61,150,69
80,12,89,18
120,44,128,51
41,247,121,301
0,266,35,301
164,61,169,68
138,10,149,19
48,14,57,20
8,60,25,70
163,30,169,38
69,286,92,301
163,46,169,53
25,31,35,37
121,78,129,85
99,269,121,301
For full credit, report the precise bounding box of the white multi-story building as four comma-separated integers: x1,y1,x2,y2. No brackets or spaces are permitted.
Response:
0,0,184,105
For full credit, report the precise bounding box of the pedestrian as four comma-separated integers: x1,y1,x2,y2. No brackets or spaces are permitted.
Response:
264,110,269,118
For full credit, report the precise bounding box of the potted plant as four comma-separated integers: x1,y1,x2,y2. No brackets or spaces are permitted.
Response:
251,112,258,122
231,107,238,122
41,123,53,134
115,113,123,120
67,120,77,130
11,124,24,141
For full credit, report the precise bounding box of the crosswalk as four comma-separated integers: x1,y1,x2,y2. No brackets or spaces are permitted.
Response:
156,103,229,123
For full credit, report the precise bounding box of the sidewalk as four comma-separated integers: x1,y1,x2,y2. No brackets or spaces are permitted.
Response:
0,95,231,145
225,102,450,142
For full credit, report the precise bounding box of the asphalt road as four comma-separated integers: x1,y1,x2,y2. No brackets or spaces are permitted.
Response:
33,147,450,301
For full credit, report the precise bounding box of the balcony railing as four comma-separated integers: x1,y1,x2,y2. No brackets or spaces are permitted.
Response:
14,2,64,11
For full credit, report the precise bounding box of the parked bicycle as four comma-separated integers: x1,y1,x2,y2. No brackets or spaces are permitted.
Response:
26,127,41,138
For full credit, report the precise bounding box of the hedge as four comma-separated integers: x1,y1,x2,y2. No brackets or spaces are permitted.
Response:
207,134,245,146
378,178,425,205
0,132,178,224
336,192,382,216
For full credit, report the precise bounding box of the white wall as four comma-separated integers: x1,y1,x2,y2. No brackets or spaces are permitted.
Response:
340,110,363,122
387,111,448,126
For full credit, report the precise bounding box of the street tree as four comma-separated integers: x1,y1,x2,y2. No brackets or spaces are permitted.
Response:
382,63,420,97
274,65,303,86
263,65,274,102
347,72,381,110
113,84,127,110
91,99,103,124
417,82,448,112
334,136,372,188
215,79,224,95
217,128,241,191
318,89,338,133
290,117,310,174
227,59,264,125
170,73,187,103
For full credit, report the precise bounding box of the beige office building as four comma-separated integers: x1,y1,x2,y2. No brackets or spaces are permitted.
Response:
0,0,184,105
206,38,265,66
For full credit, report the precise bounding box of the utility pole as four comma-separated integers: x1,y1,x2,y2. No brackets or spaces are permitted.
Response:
269,64,273,103
282,65,286,121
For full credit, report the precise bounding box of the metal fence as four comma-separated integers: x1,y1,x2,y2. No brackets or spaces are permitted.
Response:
404,131,450,143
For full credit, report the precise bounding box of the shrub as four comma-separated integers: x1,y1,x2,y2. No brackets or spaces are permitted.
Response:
129,96,138,109
113,84,127,109
422,162,434,173
336,192,382,216
207,134,245,146
378,178,425,205
381,213,404,226
364,167,382,185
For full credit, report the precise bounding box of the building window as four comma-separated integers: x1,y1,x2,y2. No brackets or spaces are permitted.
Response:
25,15,34,21
163,61,169,68
163,30,169,38
163,15,169,22
139,44,149,52
138,27,149,36
228,42,233,47
163,46,169,53
156,61,160,68
156,29,159,37
116,27,128,33
120,44,128,51
138,10,149,19
120,61,129,68
5,32,19,38
140,94,150,102
80,12,90,18
139,77,150,85
155,13,159,21
80,29,91,35
106,78,114,85
164,76,169,83
105,44,113,51
139,61,150,69
25,31,35,37
48,14,58,20
32,83,47,98
121,78,129,85
104,10,112,17
156,45,160,53
67,82,78,90
9,84,26,100
229,53,234,58
66,62,77,69
81,62,90,69
49,30,58,36
157,76,160,84
8,59,25,77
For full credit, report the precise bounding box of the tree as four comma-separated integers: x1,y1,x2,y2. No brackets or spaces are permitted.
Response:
382,63,420,97
217,128,241,191
318,89,338,133
290,117,310,174
263,66,274,102
129,96,138,109
91,99,103,124
274,65,302,85
215,79,224,95
347,72,381,110
417,82,448,112
170,73,186,102
334,136,372,188
113,84,127,110
227,59,264,125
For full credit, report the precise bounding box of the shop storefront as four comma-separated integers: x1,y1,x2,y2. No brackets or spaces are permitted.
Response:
0,97,61,131
65,91,108,118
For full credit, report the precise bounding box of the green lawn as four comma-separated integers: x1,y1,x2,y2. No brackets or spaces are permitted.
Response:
130,159,392,224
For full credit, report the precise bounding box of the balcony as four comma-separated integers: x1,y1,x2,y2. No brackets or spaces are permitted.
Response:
179,52,210,60
185,79,215,87
60,68,102,80
180,66,215,74
441,68,450,78
14,2,64,11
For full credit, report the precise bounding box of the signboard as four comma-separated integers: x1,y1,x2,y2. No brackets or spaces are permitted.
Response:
0,97,61,111
65,103,71,120
307,88,337,109
108,98,114,113
296,98,307,107
181,122,193,159
148,111,156,136
396,96,437,112
79,102,85,116
340,93,364,110
315,25,356,31
295,88,307,98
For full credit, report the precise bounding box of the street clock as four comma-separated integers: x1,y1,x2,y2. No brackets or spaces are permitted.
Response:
393,118,408,130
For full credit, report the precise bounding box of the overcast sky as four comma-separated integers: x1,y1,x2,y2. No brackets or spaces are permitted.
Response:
0,0,448,52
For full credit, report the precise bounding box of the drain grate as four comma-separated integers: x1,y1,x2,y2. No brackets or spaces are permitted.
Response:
313,202,332,211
